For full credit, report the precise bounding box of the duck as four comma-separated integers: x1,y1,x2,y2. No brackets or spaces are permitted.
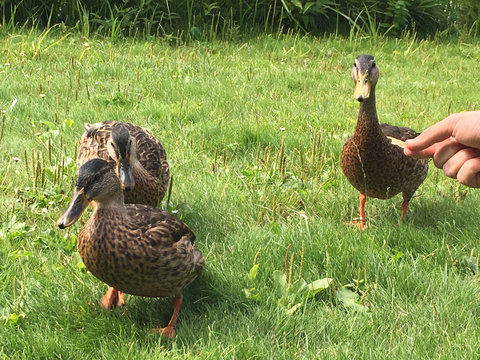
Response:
77,121,170,207
57,158,204,337
340,54,428,229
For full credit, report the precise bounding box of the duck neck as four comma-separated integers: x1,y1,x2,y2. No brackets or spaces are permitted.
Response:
131,158,157,185
354,89,383,139
93,193,127,213
131,157,145,173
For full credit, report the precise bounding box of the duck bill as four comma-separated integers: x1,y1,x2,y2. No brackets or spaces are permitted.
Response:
57,188,90,229
353,71,371,102
118,159,134,192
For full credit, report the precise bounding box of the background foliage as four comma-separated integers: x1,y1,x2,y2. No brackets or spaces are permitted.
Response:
1,0,480,39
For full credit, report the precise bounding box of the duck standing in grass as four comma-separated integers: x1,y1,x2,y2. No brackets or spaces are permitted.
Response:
77,121,170,207
57,158,204,337
340,55,428,229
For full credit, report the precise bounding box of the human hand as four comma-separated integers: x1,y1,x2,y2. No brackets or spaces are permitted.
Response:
404,111,480,188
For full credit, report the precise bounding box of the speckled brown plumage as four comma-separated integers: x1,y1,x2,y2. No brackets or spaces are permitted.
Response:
57,158,203,337
77,204,203,298
77,121,170,206
340,55,428,226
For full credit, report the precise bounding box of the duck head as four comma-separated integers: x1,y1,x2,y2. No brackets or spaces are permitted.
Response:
352,54,379,102
57,158,121,229
106,124,136,192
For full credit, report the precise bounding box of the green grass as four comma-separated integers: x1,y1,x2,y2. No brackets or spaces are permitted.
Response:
1,30,480,359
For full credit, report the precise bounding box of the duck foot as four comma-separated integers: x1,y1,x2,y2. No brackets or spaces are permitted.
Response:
154,294,183,338
344,219,367,230
100,287,125,309
156,325,176,338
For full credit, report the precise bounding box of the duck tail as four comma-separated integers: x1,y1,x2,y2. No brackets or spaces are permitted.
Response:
193,248,205,273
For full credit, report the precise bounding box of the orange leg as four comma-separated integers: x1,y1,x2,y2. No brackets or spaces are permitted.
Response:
157,294,183,338
358,193,366,223
100,287,125,309
352,193,367,229
400,200,410,220
345,193,367,229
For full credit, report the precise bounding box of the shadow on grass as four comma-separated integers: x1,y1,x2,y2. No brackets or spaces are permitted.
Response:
100,266,251,344
408,195,480,231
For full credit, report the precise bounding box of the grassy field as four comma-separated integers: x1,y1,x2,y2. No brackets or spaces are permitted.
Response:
1,29,480,359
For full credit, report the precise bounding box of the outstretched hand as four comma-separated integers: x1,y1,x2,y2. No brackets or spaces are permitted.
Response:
404,111,480,188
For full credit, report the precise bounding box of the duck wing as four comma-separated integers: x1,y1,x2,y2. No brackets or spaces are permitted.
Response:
380,123,420,142
123,123,168,179
127,205,196,245
109,204,204,296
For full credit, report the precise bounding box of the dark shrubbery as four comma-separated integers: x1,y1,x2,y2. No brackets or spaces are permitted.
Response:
1,0,479,38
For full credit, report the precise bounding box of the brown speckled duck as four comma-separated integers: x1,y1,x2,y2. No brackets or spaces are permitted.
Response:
340,55,428,229
57,158,204,337
77,121,169,207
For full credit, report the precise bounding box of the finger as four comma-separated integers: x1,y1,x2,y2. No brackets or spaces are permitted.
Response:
457,157,480,188
404,116,457,151
404,144,436,158
441,148,480,179
432,139,466,169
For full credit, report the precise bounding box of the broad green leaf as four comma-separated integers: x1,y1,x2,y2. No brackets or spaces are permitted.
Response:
273,270,287,297
303,2,316,14
286,303,302,315
75,261,86,270
243,287,260,301
249,264,259,282
242,170,254,178
463,256,479,276
40,120,58,130
9,250,32,260
63,118,74,128
336,287,368,313
47,129,60,138
9,221,27,232
291,0,303,10
392,251,404,262
44,167,54,180
290,278,308,297
306,277,334,297
5,313,25,326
